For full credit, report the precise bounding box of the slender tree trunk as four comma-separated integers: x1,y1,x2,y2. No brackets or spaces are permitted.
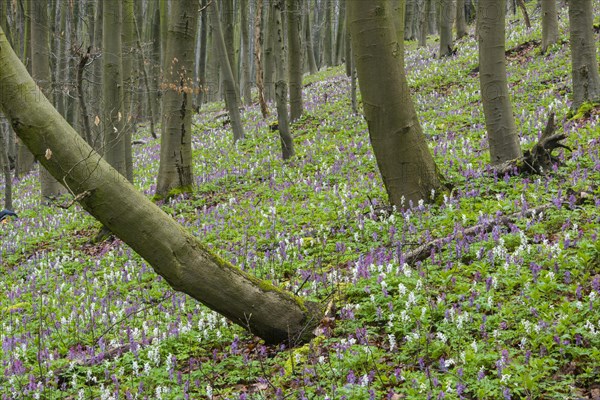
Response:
156,0,198,197
304,2,318,74
0,28,321,345
16,0,34,177
122,0,135,183
151,4,162,123
334,0,346,65
323,0,333,67
456,0,467,38
568,0,600,110
240,0,252,105
0,123,12,210
31,0,64,200
222,0,239,94
349,0,445,207
419,0,429,46
273,0,294,160
541,0,558,53
263,5,276,102
254,0,269,118
196,0,208,109
209,1,245,142
206,11,221,102
345,9,352,77
287,0,304,122
103,0,126,176
478,0,522,164
133,15,157,139
405,0,415,40
439,0,454,57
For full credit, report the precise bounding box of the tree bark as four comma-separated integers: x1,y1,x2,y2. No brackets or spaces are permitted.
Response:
263,4,276,102
254,0,269,118
273,0,294,160
334,0,347,65
240,0,252,106
287,0,304,122
323,0,333,67
455,0,467,39
209,1,245,142
156,0,198,197
0,123,12,210
121,0,135,183
478,0,522,164
349,0,445,208
541,0,558,53
304,1,318,74
568,0,600,110
0,26,321,346
438,0,454,57
31,0,64,200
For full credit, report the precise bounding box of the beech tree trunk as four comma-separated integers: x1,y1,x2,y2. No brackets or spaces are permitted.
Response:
121,0,135,183
0,124,12,210
568,0,600,110
439,0,454,57
478,0,522,164
304,2,318,74
254,0,269,118
0,26,321,346
102,0,127,177
209,1,245,142
455,0,467,39
541,0,558,53
155,0,198,197
273,0,295,160
31,0,64,200
349,0,445,208
287,0,304,122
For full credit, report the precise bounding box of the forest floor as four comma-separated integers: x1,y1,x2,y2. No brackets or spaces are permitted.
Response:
1,8,600,400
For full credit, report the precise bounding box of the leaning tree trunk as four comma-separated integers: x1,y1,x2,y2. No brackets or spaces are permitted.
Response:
287,0,304,122
31,0,64,200
541,0,558,53
273,0,294,160
349,0,445,208
478,0,522,164
0,26,321,346
156,0,198,197
438,0,454,57
568,0,600,110
209,1,245,142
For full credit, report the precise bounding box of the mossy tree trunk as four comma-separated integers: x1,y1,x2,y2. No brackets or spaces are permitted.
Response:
477,0,522,164
568,0,600,110
348,0,446,208
0,26,321,346
155,0,198,197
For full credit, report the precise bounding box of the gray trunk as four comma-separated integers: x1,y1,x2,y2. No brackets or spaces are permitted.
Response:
273,0,294,160
438,0,454,57
287,0,304,122
349,0,445,208
568,0,600,110
155,0,198,197
541,0,559,53
455,0,467,38
477,0,523,164
209,1,245,142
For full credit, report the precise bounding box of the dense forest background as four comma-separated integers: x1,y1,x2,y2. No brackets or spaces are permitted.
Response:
0,0,599,398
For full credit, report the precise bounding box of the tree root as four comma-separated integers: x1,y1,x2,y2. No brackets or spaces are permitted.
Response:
494,112,571,176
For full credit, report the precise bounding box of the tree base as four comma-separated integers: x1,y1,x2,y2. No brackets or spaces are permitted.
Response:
494,112,570,175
